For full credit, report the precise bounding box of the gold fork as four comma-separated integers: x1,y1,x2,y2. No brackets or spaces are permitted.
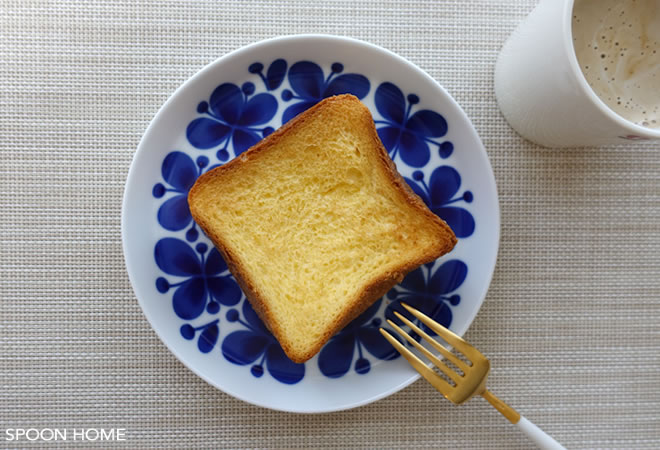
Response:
380,303,565,450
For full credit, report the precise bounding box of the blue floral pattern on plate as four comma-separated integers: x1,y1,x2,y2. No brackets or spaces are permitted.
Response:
374,82,453,168
152,152,213,241
281,61,370,124
405,166,475,239
154,238,242,321
385,259,468,332
318,299,399,378
186,82,278,161
151,58,475,385
222,301,305,385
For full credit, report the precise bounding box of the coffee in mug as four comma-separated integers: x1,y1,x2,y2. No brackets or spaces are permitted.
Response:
495,0,660,146
572,0,660,129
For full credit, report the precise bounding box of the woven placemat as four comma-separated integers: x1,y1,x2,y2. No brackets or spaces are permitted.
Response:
1,0,659,448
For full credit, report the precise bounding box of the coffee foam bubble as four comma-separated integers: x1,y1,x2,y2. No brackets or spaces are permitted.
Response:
572,0,660,129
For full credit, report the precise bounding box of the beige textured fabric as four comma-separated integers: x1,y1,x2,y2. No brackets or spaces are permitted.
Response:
1,0,659,448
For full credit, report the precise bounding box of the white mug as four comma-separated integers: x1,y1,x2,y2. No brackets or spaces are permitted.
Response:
494,0,660,148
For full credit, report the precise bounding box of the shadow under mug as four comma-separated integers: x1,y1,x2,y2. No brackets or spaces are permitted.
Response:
494,0,660,148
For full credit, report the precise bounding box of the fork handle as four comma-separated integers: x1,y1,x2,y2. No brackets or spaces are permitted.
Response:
482,390,565,449
516,416,565,450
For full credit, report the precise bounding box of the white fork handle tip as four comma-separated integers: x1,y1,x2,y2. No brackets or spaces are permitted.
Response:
516,416,565,450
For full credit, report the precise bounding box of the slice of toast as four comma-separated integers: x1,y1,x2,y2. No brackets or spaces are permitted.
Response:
188,94,456,363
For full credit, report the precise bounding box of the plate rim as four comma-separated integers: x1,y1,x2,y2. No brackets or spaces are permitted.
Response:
121,33,500,413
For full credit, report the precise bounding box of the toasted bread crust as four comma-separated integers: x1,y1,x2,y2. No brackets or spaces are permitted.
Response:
189,94,456,363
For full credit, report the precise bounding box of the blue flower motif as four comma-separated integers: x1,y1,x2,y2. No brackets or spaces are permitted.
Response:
374,82,451,167
248,59,288,91
317,299,399,378
186,82,278,161
386,260,467,333
152,151,213,241
154,238,242,320
222,301,305,385
281,61,370,123
405,166,475,238
180,319,220,354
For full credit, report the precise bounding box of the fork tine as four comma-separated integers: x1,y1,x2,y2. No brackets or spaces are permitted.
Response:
392,311,470,373
386,319,462,383
379,328,454,397
401,303,481,361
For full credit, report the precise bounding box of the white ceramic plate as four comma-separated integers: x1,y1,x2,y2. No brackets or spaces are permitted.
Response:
122,35,499,413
